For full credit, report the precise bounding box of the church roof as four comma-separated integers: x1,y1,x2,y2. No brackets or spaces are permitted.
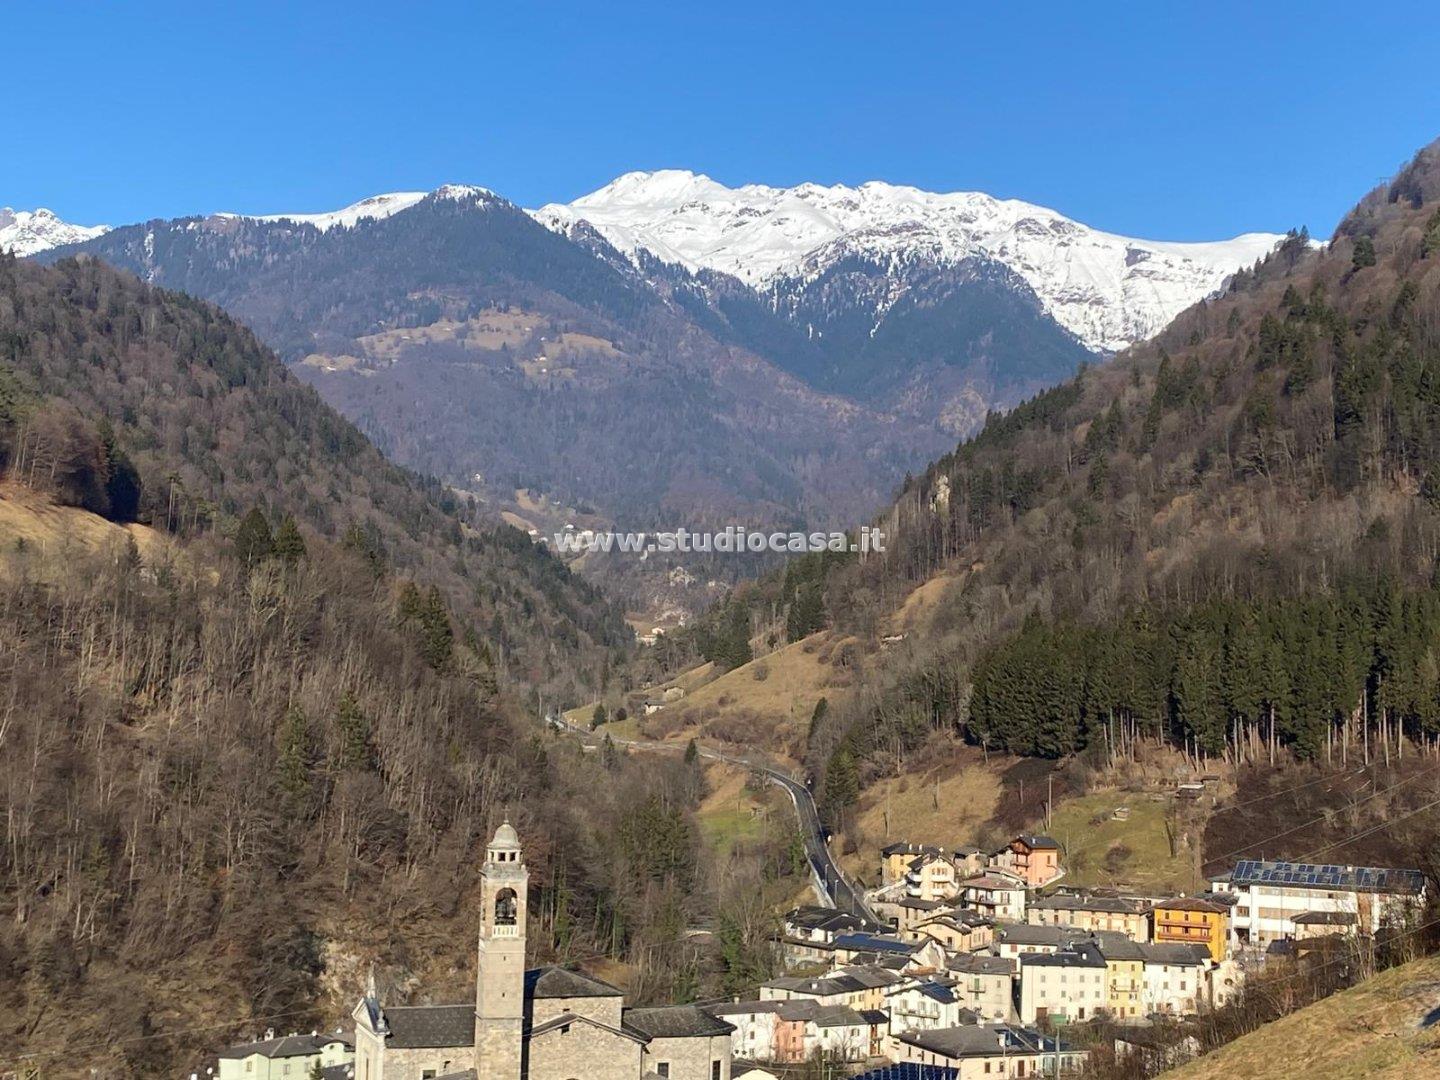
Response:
381,1004,475,1049
623,1005,735,1039
525,965,624,999
529,1010,650,1044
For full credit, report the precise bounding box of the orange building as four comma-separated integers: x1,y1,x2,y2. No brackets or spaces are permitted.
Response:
998,835,1062,887
1149,897,1229,961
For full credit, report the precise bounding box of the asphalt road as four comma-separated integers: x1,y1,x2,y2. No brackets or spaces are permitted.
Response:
547,713,876,922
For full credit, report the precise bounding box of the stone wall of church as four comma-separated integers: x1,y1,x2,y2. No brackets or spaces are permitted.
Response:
530,994,623,1029
526,1022,643,1080
372,1043,472,1080
643,1034,731,1080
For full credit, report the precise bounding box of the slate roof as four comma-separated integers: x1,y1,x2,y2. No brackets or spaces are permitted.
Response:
961,873,1025,891
707,1000,788,1017
946,954,1015,976
836,966,904,989
219,1032,353,1059
1020,943,1107,969
1016,835,1060,850
382,1004,475,1049
1138,942,1209,965
1149,896,1228,914
624,1005,735,1039
525,965,624,999
897,1024,1062,1060
810,1005,867,1029
1031,894,1146,914
832,932,919,955
882,842,944,857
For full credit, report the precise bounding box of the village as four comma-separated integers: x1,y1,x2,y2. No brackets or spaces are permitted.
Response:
198,825,1427,1080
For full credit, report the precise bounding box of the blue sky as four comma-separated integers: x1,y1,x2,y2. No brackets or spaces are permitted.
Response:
8,1,1440,240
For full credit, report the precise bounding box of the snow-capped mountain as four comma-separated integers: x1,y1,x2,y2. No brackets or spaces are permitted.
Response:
535,170,1286,353
0,207,109,257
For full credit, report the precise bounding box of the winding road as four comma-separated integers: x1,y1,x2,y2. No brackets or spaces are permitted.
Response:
547,713,876,922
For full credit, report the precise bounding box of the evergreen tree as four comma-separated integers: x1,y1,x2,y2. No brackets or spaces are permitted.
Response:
278,706,315,803
684,738,699,766
417,587,449,673
592,703,608,731
273,515,307,564
1352,234,1377,270
234,507,274,566
334,692,372,771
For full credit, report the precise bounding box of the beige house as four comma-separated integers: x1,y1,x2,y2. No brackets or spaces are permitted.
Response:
910,912,993,953
352,821,733,1080
1027,894,1148,940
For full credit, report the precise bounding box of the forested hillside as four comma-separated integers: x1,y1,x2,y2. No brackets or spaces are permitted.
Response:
0,255,769,1075
0,252,628,699
673,138,1440,817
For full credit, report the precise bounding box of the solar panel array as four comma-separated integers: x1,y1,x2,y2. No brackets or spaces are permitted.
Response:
853,1066,959,1080
1230,859,1425,895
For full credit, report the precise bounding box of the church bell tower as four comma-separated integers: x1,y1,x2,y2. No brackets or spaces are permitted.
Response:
475,817,527,1080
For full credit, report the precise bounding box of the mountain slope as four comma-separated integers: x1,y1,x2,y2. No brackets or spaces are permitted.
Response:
671,137,1440,803
535,169,1285,353
0,251,629,696
44,188,937,540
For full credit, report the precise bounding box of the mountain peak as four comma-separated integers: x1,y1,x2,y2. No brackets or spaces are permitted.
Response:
533,173,1288,352
0,207,110,257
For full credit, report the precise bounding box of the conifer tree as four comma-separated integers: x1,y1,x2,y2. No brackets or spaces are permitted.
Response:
273,515,307,565
234,506,274,566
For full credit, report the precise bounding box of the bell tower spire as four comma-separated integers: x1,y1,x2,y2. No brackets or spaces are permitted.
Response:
475,816,526,1080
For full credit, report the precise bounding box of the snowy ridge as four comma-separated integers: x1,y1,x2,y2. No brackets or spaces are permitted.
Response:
220,191,428,232
534,170,1286,353
0,207,110,257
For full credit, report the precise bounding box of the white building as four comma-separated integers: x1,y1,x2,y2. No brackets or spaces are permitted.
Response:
884,982,974,1034
1213,860,1426,949
1018,944,1108,1024
700,1001,785,1063
1138,943,1209,1016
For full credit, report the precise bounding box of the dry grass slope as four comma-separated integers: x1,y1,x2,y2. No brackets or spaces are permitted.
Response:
1163,955,1440,1079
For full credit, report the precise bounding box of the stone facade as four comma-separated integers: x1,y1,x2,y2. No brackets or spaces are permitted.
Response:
526,1015,644,1080
643,1033,732,1080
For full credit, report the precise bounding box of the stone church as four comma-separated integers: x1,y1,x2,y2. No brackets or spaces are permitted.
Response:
352,820,734,1080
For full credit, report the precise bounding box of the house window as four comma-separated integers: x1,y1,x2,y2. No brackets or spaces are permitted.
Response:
423,1072,437,1079
712,1063,722,1080
658,1064,670,1078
